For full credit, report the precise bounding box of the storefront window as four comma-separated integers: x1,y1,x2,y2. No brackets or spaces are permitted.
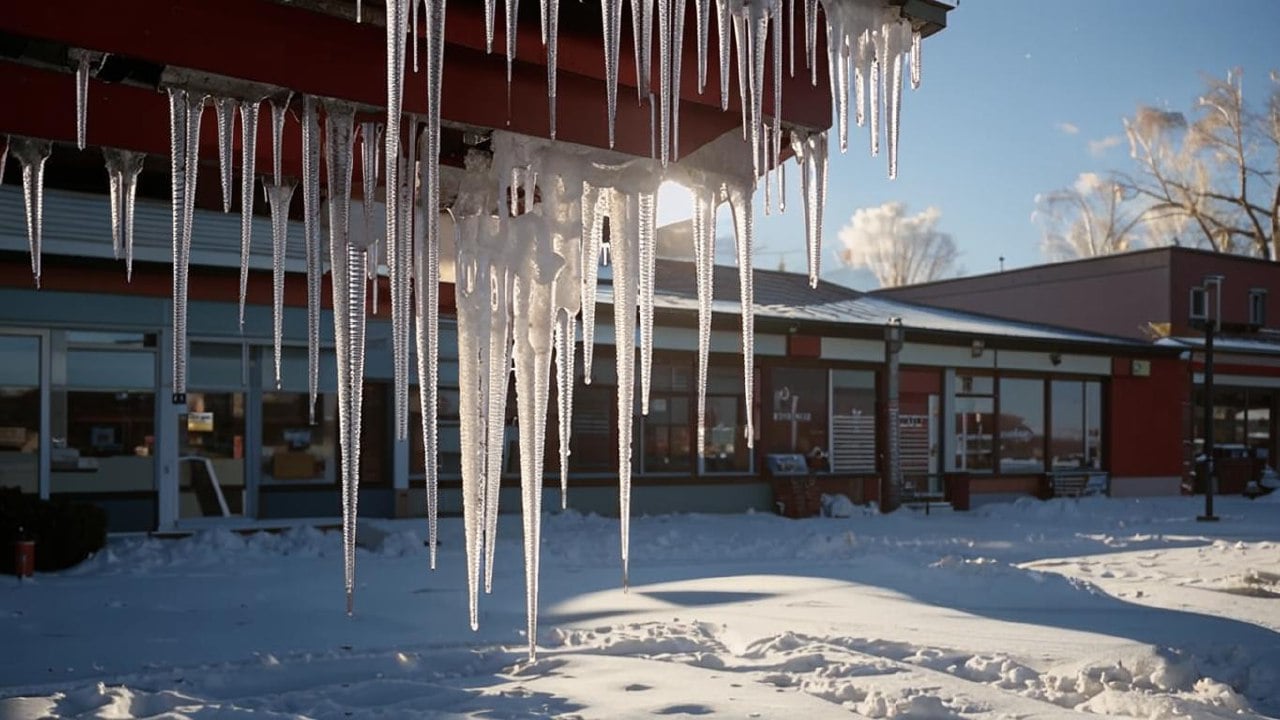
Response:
0,336,41,494
52,345,156,494
699,367,749,474
1050,380,1103,470
570,356,617,474
261,392,336,484
641,363,692,473
998,378,1044,473
830,369,876,474
180,391,246,516
766,367,828,457
954,373,994,472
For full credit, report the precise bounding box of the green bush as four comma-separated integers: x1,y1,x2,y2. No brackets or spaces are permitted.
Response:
0,486,108,574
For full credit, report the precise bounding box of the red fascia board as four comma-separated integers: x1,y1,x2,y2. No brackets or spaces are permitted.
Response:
0,0,831,157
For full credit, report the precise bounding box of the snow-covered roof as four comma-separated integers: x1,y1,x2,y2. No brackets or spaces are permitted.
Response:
1157,335,1280,357
596,259,1152,349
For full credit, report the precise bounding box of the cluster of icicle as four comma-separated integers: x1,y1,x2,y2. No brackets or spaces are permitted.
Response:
0,0,935,663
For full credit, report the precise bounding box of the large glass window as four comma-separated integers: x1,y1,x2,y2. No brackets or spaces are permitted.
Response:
830,369,876,474
52,343,157,494
954,373,995,472
180,391,247,516
570,355,618,474
1050,380,1103,470
0,336,41,494
766,367,828,457
701,367,750,474
261,392,336,484
998,378,1045,473
641,363,692,473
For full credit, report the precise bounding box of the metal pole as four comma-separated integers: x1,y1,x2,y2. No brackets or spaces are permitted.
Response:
886,327,902,511
1198,321,1218,521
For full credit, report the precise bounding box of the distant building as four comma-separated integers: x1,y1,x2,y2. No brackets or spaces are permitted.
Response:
879,246,1280,496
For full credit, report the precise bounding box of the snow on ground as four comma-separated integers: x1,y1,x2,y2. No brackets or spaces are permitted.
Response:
2,495,1279,719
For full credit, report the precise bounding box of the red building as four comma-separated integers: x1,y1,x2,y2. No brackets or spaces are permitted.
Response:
880,247,1280,496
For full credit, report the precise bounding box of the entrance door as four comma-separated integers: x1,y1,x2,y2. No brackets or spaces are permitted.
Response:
178,392,248,518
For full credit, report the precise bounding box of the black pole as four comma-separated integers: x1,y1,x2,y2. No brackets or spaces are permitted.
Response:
1199,322,1219,521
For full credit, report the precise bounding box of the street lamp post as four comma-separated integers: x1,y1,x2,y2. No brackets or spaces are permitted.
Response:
1197,275,1223,523
885,318,904,510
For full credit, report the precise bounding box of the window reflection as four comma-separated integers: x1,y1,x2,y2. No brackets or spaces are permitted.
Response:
262,393,336,484
0,335,41,494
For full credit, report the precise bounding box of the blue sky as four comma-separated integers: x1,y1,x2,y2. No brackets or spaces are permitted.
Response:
660,0,1280,289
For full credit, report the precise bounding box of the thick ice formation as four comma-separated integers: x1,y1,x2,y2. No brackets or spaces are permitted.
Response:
265,181,296,391
165,87,206,401
238,99,261,329
791,129,828,288
12,137,51,289
359,122,384,315
102,147,145,282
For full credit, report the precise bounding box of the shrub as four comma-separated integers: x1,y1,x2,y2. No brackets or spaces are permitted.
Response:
0,486,108,574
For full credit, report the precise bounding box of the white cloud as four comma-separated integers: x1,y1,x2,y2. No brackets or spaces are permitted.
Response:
1056,122,1080,136
1088,135,1122,157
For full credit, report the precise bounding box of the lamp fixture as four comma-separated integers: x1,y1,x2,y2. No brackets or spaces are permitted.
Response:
971,339,985,358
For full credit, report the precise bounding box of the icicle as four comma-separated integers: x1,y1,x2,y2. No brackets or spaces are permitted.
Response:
554,313,576,509
637,190,656,415
694,0,710,93
671,0,687,160
869,28,881,158
910,30,921,89
512,216,563,661
421,0,447,570
482,245,513,594
601,0,623,148
733,11,749,136
506,0,521,102
778,148,786,213
552,178,581,510
746,3,771,182
579,182,603,382
74,53,90,151
302,97,323,425
691,185,716,458
792,129,827,288
238,100,261,329
357,0,363,22
632,0,655,101
609,189,638,590
360,122,384,315
12,138,51,288
805,0,818,85
853,34,865,130
716,0,731,110
787,0,795,78
385,0,410,443
828,23,849,153
1,136,8,188
269,93,292,185
411,0,420,73
266,182,295,391
547,0,560,139
166,88,189,399
182,92,206,298
390,127,417,442
771,1,782,178
213,97,237,213
102,148,145,282
326,100,362,616
485,0,497,53
729,184,754,447
885,19,909,180
657,0,672,166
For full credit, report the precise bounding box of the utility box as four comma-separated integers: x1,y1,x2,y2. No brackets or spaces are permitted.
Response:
767,453,819,518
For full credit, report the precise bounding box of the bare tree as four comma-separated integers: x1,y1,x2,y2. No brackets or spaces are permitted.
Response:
1118,69,1279,258
1033,173,1147,260
837,202,960,288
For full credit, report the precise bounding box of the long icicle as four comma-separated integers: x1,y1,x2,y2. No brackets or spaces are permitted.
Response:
238,99,261,329
74,53,90,150
166,88,188,398
325,100,361,615
269,93,292,185
213,97,237,213
103,148,145,282
506,0,520,111
716,0,731,110
553,187,583,509
729,184,755,447
1,136,8,188
547,0,560,139
421,0,447,569
580,182,603,382
694,0,710,93
360,122,384,315
482,243,513,594
691,185,716,460
302,97,323,424
671,0,687,160
12,138,52,289
610,189,639,590
637,190,656,415
657,0,672,166
555,312,576,509
176,91,206,401
385,0,410,441
266,181,296,391
601,0,623,148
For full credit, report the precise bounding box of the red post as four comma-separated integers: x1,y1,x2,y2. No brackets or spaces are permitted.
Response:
14,540,35,578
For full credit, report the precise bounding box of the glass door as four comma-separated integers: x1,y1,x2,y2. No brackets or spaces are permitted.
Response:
179,343,250,519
